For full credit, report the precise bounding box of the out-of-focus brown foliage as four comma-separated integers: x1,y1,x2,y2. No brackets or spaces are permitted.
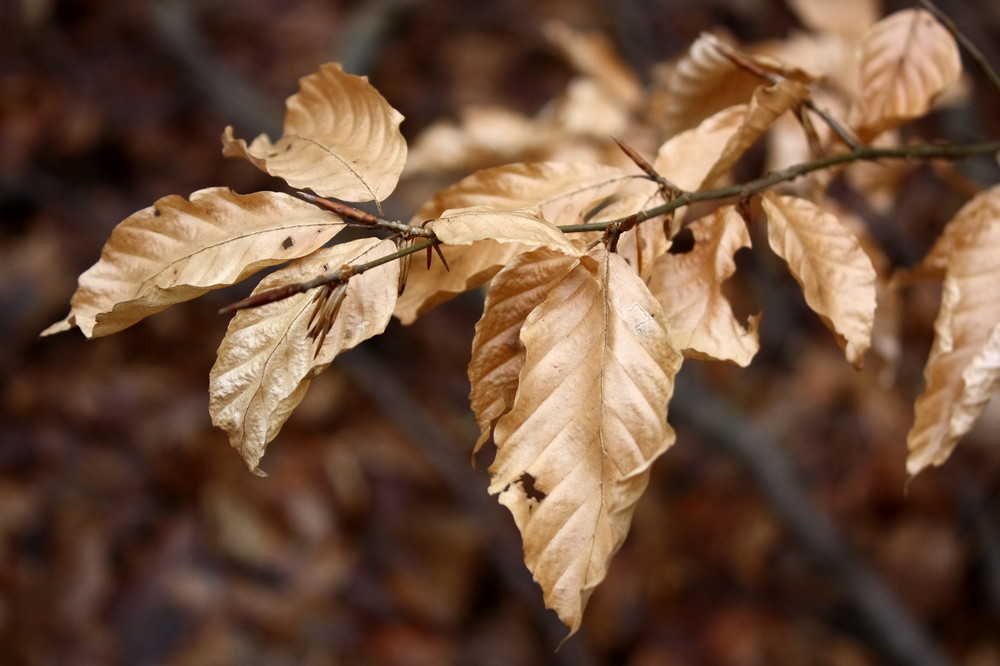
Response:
5,1,1000,665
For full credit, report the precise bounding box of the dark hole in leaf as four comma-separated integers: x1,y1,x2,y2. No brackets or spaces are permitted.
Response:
668,226,695,254
282,236,294,250
518,473,546,502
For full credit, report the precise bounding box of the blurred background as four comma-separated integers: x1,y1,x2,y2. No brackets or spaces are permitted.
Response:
3,0,1000,663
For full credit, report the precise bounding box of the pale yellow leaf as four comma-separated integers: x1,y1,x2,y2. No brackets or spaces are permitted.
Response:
649,206,759,366
851,9,961,141
431,206,578,255
786,0,879,39
468,248,580,454
222,63,406,202
661,32,766,136
490,248,682,634
908,186,1000,475
209,238,399,474
761,193,877,367
701,79,812,186
42,188,344,339
394,162,631,324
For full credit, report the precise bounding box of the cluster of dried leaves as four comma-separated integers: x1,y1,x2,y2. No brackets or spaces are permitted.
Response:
44,2,1000,635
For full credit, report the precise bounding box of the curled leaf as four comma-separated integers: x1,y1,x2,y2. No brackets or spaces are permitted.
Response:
649,206,759,366
222,63,406,202
701,79,811,186
468,248,581,454
761,193,877,368
851,9,961,141
43,188,344,338
490,248,681,634
209,238,399,474
653,105,746,192
908,186,1000,475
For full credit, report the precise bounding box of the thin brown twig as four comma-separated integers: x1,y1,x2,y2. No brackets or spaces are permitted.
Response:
223,140,1000,314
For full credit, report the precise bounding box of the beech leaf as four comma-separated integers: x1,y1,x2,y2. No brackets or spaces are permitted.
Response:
431,206,577,254
468,248,581,454
42,188,344,339
209,238,399,474
653,104,747,192
851,9,961,142
761,193,877,368
490,248,681,634
222,63,406,203
649,206,760,366
394,162,630,324
701,79,811,186
661,32,764,136
908,186,1000,475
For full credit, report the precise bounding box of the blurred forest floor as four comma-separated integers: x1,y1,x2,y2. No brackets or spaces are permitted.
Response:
3,0,1000,664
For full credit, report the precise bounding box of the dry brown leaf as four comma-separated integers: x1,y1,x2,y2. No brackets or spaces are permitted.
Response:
653,105,746,192
908,186,1000,475
701,79,812,186
209,238,399,474
468,248,581,454
649,206,759,366
222,63,406,202
43,188,344,339
490,248,681,634
761,192,877,368
786,0,878,39
850,9,961,142
403,106,542,177
394,162,632,324
543,22,642,108
661,32,764,136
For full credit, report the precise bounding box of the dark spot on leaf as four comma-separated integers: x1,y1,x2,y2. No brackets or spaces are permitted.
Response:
282,236,294,250
668,226,695,254
518,473,546,503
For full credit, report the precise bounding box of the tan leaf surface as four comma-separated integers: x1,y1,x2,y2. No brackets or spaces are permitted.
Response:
701,79,811,186
851,9,961,141
786,0,878,39
394,162,631,324
403,106,541,177
490,248,681,634
431,206,578,254
761,193,877,368
649,207,759,366
42,188,343,339
209,238,399,474
222,63,406,202
908,186,1000,475
468,248,580,454
653,105,746,192
661,32,763,136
